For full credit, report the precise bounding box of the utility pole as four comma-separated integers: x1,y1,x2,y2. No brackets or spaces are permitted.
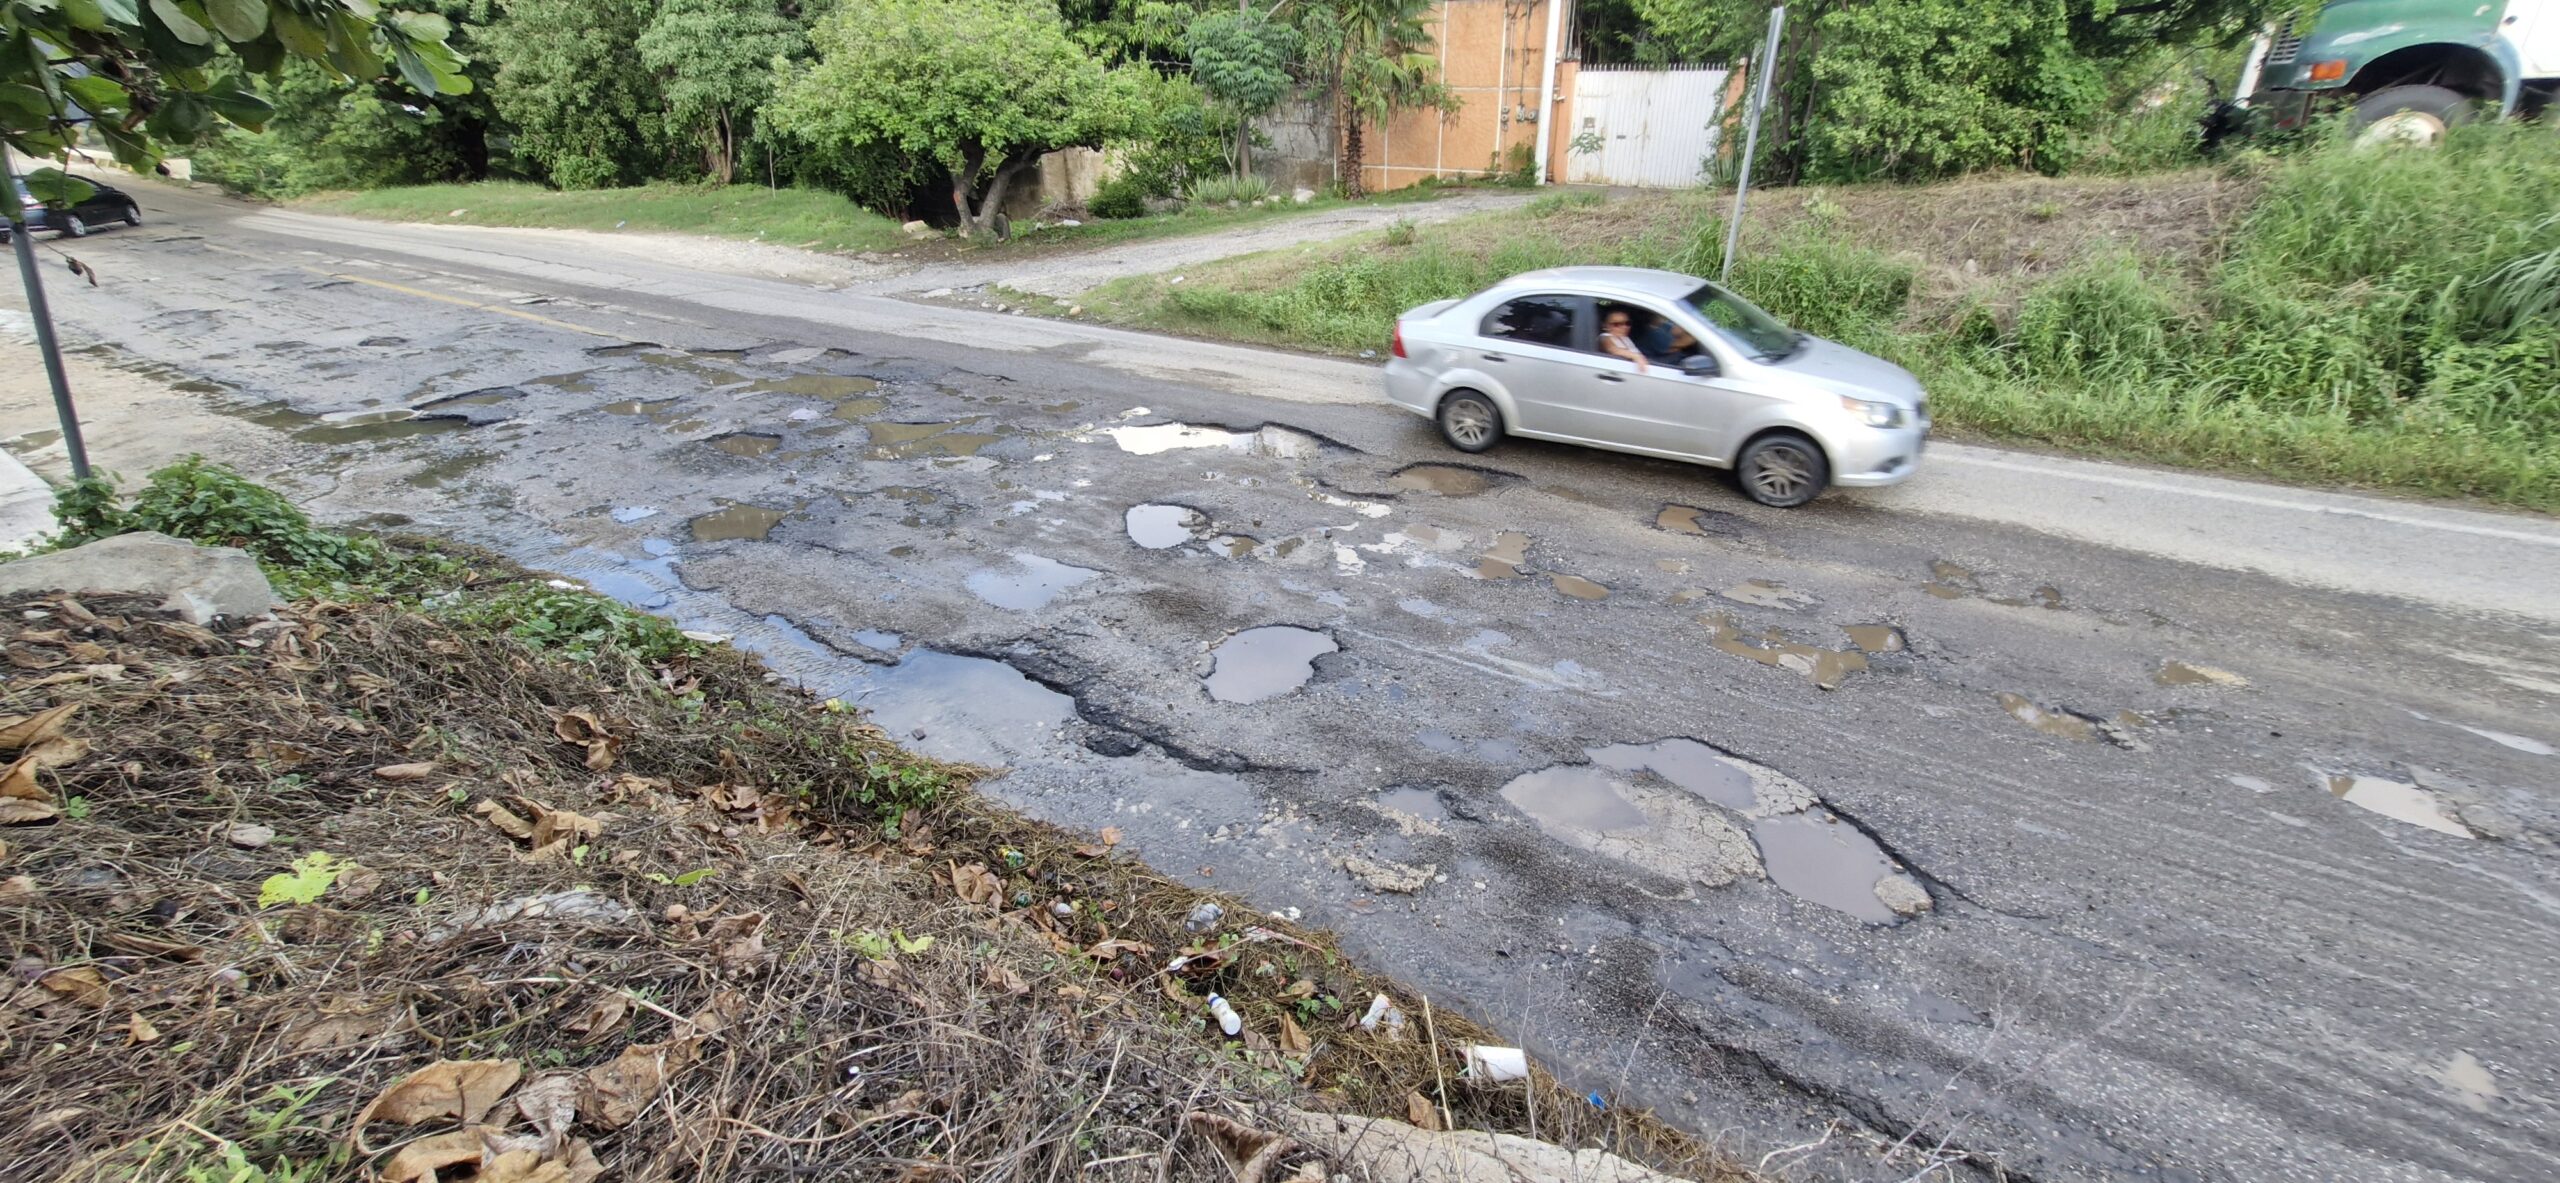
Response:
4,151,91,480
1720,5,1785,286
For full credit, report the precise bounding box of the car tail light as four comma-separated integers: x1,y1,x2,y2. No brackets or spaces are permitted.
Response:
1392,322,1406,359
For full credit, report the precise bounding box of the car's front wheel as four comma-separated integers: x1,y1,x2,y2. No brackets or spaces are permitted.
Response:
1436,391,1502,453
59,213,88,238
1736,431,1829,508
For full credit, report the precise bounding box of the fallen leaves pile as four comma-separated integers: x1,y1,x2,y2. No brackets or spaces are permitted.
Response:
0,586,1743,1183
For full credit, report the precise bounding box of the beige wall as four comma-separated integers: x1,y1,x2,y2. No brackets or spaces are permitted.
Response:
1360,0,1563,192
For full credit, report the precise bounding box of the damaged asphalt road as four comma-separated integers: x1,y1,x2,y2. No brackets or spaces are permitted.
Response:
6,182,2559,1183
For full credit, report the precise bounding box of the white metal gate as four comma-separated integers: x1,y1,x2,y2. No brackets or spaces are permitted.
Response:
1564,65,1730,188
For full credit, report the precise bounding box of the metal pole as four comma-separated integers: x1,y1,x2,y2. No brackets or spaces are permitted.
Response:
1720,4,1785,286
1532,0,1564,185
4,152,91,480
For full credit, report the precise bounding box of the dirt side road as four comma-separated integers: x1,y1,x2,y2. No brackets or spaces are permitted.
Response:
3,180,2556,1182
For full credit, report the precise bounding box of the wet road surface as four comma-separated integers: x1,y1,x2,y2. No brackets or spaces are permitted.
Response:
5,180,2558,1182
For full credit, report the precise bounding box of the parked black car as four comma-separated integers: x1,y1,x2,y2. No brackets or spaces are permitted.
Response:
2,175,142,243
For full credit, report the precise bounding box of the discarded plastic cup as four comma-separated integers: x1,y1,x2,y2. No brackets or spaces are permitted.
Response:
1461,1045,1529,1082
1358,993,1406,1035
1185,902,1224,934
1205,991,1243,1038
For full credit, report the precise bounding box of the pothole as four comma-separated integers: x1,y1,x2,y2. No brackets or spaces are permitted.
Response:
1203,626,1338,704
1551,573,1609,600
1656,505,1749,537
964,553,1099,611
1474,532,1531,580
870,420,1003,460
2156,661,2246,687
1751,811,1908,924
1125,504,1205,550
708,432,782,458
1722,580,1813,610
746,374,879,398
1103,422,1325,458
689,501,793,542
1700,612,1869,690
2326,773,2477,838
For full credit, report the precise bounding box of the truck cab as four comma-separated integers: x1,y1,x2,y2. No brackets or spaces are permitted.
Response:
2250,0,2560,143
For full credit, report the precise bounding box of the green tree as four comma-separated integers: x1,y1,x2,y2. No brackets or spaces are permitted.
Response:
1185,8,1297,177
638,0,804,184
1296,0,1453,197
765,0,1147,237
484,0,669,188
1,0,468,185
1631,0,2265,182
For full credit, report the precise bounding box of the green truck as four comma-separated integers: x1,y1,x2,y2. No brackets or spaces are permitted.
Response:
2242,0,2560,142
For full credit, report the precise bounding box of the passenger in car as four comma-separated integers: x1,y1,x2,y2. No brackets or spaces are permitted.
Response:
1598,306,1651,372
1646,324,1704,368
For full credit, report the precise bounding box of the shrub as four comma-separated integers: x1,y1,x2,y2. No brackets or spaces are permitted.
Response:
436,583,699,663
1182,173,1272,206
1089,175,1150,220
1382,218,1419,247
52,457,388,584
2010,253,2191,383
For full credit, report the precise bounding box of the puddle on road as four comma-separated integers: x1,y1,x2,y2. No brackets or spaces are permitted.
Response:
2156,661,2247,687
2435,1053,2502,1114
417,387,523,411
1587,739,1758,810
1921,560,1978,599
690,501,793,542
1656,505,1747,537
2327,774,2475,838
850,629,902,652
1842,625,1906,653
1103,422,1323,458
1750,812,1902,925
1387,464,1501,496
1373,786,1450,826
709,432,782,458
1551,574,1609,600
246,403,473,443
1700,612,1868,690
529,370,600,394
1203,626,1338,703
1723,580,1813,610
406,450,496,488
870,419,1002,460
1475,532,1531,580
1997,693,2097,742
1499,764,1760,887
965,553,1099,611
1216,536,1261,558
1125,504,1204,549
858,650,1076,767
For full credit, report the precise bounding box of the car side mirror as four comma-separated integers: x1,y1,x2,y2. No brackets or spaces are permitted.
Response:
1680,355,1718,378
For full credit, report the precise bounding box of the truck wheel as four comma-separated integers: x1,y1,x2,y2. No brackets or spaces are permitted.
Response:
2352,85,2476,148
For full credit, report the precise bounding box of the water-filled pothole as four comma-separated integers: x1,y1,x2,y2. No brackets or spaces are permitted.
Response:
709,432,782,458
1700,612,1868,690
964,553,1099,611
1104,422,1323,458
690,501,792,542
1475,532,1531,580
2327,774,2476,838
870,420,1002,460
1387,464,1504,496
1551,573,1609,600
1125,504,1204,550
1750,811,1903,924
1203,626,1338,703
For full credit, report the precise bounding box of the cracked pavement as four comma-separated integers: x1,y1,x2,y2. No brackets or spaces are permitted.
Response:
5,179,2558,1182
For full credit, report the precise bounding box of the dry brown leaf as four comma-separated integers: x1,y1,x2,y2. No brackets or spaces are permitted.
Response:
553,710,622,771
680,990,745,1039
378,1129,481,1183
0,799,58,825
0,875,33,902
126,1013,160,1045
1277,1011,1310,1055
1072,843,1108,859
475,800,535,841
286,1008,403,1054
96,931,204,961
983,962,1029,996
333,864,383,902
0,754,51,804
1184,1111,1298,1183
514,1072,583,1144
354,1059,524,1129
62,641,109,664
1084,938,1154,962
1280,978,1316,999
948,861,1000,906
578,1041,691,1130
373,762,437,782
38,966,108,1008
1099,825,1123,847
18,736,87,771
5,647,66,670
527,805,602,854
1405,1090,1442,1132
562,994,629,1043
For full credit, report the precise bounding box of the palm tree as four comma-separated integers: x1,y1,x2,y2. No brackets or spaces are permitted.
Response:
1299,0,1452,196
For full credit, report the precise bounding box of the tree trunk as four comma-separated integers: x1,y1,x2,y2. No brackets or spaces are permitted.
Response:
1342,102,1366,199
950,144,987,236
975,152,1040,240
713,109,736,185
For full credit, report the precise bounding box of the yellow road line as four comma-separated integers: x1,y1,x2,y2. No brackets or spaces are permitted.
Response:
301,267,617,338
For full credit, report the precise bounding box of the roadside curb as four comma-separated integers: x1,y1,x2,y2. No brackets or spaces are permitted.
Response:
0,445,55,553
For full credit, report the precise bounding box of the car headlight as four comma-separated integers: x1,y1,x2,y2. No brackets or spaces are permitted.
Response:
1840,396,1907,429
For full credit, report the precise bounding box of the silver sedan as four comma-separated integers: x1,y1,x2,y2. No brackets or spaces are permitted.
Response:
1381,266,1929,507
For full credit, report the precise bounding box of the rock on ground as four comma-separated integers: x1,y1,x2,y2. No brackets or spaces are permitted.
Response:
1282,1110,1703,1183
0,531,275,624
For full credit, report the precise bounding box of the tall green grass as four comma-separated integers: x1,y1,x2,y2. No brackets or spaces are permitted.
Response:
307,181,915,254
1103,125,2560,507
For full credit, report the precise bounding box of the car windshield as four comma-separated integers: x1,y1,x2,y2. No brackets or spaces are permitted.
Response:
1682,283,1800,361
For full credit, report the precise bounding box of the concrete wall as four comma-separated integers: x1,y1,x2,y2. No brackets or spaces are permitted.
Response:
1362,0,1560,191
1254,94,1335,193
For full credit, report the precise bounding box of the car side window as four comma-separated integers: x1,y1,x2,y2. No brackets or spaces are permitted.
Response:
1480,296,1581,349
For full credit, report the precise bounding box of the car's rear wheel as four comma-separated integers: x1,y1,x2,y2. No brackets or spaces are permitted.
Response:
123,203,142,227
1436,391,1501,453
59,213,88,238
1736,431,1829,508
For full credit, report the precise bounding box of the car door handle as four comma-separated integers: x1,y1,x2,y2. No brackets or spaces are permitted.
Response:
1481,353,1508,363
1594,373,1625,383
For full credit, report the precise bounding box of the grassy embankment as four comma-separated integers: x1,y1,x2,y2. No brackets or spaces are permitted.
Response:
1078,128,2560,512
304,178,1469,258
0,460,1751,1182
